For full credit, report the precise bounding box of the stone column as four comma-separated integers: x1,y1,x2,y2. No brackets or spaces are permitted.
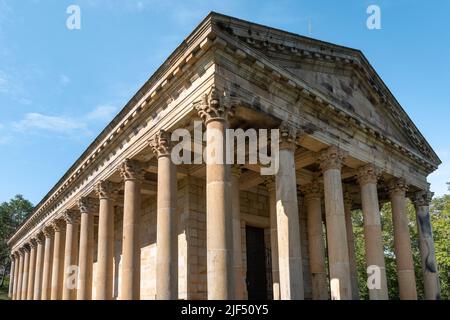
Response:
318,146,352,300
264,177,280,300
94,181,118,300
77,197,96,300
303,180,328,300
62,210,80,300
194,86,234,300
26,239,38,300
21,245,30,300
357,165,388,300
343,191,359,300
275,123,304,300
413,188,440,300
50,219,66,300
16,249,24,300
12,252,20,300
33,234,45,300
231,165,245,299
151,130,178,300
41,226,54,300
8,254,15,299
388,178,417,300
119,159,144,300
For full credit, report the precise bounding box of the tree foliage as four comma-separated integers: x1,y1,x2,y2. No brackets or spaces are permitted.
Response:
0,195,33,277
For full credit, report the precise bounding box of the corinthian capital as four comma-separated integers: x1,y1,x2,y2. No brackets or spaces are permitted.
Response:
302,179,322,200
413,189,433,207
318,146,348,171
263,176,275,192
119,158,145,181
42,225,54,238
63,209,80,225
150,129,172,158
357,164,380,186
95,180,120,200
279,121,300,151
50,219,65,232
78,196,98,214
388,178,408,196
194,85,235,124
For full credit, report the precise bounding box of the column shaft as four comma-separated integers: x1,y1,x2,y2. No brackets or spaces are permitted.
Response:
151,133,178,300
21,248,30,300
319,147,352,300
8,256,15,299
414,190,440,300
275,131,304,300
120,159,142,300
41,228,54,300
16,252,24,300
12,254,20,300
62,211,80,300
389,179,417,300
51,221,66,300
304,183,328,300
33,236,44,300
77,198,95,300
344,193,359,300
95,181,116,300
265,178,280,300
27,241,37,300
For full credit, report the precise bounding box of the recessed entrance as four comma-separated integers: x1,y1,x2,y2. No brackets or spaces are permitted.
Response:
245,225,268,300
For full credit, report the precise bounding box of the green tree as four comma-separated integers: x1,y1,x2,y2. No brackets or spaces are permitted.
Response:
0,195,33,287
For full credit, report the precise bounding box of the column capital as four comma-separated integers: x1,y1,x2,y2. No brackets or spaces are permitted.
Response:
42,225,54,238
30,238,38,248
150,129,172,158
34,233,45,245
194,85,235,124
388,178,408,196
22,244,31,252
318,146,348,171
119,158,145,181
18,248,25,256
63,209,80,224
78,196,98,214
50,219,66,232
356,164,380,186
412,189,433,207
95,180,120,200
302,180,322,200
279,121,300,151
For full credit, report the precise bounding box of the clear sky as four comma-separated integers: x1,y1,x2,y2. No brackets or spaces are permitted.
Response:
0,0,449,205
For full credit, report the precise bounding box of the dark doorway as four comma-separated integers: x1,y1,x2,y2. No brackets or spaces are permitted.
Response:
245,225,268,300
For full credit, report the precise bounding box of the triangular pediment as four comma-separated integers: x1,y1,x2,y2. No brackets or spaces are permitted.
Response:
209,12,440,167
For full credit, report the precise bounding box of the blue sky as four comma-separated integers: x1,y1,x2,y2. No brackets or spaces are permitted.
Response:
0,0,449,205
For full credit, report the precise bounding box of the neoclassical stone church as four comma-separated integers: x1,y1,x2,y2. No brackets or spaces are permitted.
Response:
8,12,441,300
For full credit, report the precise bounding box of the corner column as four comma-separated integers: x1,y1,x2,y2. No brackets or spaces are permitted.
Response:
275,123,304,300
151,130,178,300
343,191,359,300
26,239,38,300
41,226,54,300
194,86,234,300
303,180,328,300
119,159,144,300
77,197,96,300
388,178,417,300
62,210,80,300
33,234,45,300
413,188,440,300
8,254,16,299
357,165,388,299
94,181,118,300
318,146,352,300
